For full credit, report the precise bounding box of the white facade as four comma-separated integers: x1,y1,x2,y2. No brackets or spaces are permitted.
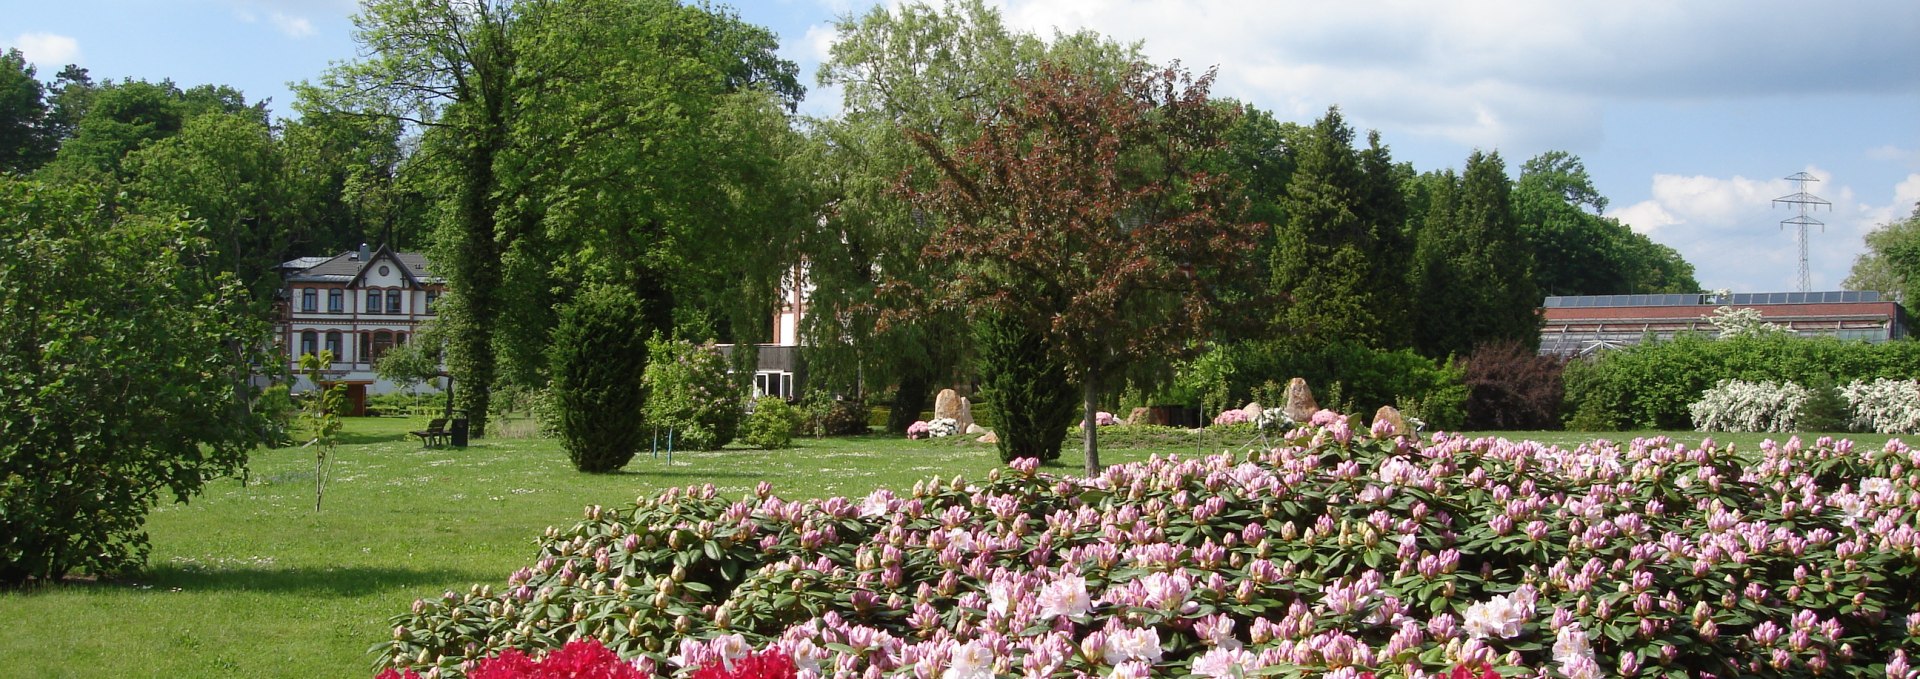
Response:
277,245,446,406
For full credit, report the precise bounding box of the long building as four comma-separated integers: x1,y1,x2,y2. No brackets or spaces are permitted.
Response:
1540,290,1907,356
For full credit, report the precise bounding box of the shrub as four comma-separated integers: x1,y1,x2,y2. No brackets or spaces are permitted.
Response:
549,287,650,473
0,178,271,585
1565,331,1920,430
1688,379,1809,432
740,397,800,450
798,392,869,436
1174,339,1466,429
1461,339,1566,430
255,384,297,448
375,426,1920,679
925,417,959,438
1842,378,1920,434
973,312,1077,463
642,338,741,451
905,420,931,440
1211,408,1252,426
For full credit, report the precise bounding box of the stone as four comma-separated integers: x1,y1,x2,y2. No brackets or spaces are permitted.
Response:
1282,377,1318,422
966,423,986,435
978,431,999,444
1241,401,1264,419
933,388,962,421
1127,407,1153,426
957,397,975,431
1372,405,1410,439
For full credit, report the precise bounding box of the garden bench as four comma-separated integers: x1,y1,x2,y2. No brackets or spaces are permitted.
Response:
411,418,450,448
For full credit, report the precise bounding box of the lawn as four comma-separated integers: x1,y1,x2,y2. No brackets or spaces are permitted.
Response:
0,417,1903,677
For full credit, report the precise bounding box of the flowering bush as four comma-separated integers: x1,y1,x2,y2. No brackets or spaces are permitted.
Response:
1842,378,1920,434
905,420,931,440
642,339,742,451
377,413,1920,679
1096,411,1119,427
925,417,959,438
376,638,650,679
1688,378,1811,432
1210,408,1252,426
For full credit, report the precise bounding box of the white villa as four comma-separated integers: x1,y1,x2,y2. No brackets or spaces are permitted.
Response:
277,244,446,414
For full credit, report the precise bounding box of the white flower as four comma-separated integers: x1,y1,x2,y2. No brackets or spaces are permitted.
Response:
945,528,975,553
1037,575,1093,619
1862,477,1895,497
928,417,960,437
714,633,751,661
943,641,995,679
1553,622,1594,667
859,489,893,518
987,580,1013,616
1463,594,1530,639
1107,661,1152,679
1102,627,1163,665
1190,647,1255,679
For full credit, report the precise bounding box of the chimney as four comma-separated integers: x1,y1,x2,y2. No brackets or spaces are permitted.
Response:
356,243,370,262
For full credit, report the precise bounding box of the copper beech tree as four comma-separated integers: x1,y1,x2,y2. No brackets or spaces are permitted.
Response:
905,61,1261,474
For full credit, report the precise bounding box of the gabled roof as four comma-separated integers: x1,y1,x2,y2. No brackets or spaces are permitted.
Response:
283,246,443,286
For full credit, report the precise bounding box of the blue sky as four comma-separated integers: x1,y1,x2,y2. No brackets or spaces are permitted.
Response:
7,0,1918,294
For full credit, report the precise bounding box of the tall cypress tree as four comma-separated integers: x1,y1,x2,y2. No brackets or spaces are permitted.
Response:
1412,150,1540,358
1270,108,1402,348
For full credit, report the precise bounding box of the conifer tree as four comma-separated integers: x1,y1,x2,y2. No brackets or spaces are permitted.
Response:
1412,151,1540,358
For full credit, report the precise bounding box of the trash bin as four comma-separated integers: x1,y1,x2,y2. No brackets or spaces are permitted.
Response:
450,417,470,447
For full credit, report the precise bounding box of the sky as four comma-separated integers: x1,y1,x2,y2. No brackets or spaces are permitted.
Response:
7,0,1918,294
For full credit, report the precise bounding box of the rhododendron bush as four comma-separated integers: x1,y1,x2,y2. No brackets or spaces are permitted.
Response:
375,411,1920,678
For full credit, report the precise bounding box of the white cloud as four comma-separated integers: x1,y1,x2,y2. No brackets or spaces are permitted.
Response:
1869,145,1920,167
12,32,80,67
981,0,1919,157
270,12,316,38
1603,169,1920,291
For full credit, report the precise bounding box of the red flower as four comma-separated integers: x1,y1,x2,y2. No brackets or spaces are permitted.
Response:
1449,664,1498,679
374,670,423,679
691,650,798,679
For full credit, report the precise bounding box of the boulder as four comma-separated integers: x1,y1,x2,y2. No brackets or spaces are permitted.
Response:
933,389,962,421
1241,401,1264,419
957,397,975,431
1126,407,1153,426
1282,377,1318,422
1372,405,1411,439
978,431,999,444
965,423,986,435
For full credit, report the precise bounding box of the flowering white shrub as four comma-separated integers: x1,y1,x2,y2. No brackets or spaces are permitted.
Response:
1688,378,1809,432
925,417,959,438
1705,305,1790,339
1841,378,1920,434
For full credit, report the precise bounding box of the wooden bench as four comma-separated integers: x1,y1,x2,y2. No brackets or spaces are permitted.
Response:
410,418,450,448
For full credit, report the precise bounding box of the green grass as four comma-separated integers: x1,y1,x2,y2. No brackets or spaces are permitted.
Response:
0,418,1905,677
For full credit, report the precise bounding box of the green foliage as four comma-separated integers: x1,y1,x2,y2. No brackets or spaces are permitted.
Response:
1175,339,1466,429
549,288,650,473
1844,203,1920,315
740,397,801,450
123,112,289,303
973,313,1077,463
0,49,53,173
642,338,742,451
1564,332,1920,430
0,176,270,585
255,384,297,448
298,352,347,511
798,391,871,437
1411,151,1541,359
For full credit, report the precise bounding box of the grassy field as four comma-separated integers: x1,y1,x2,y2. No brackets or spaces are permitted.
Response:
0,418,1901,677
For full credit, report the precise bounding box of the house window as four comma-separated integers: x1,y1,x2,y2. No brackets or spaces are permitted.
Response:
387,290,403,314
324,331,342,360
327,289,343,313
754,371,794,400
370,331,394,361
301,289,317,312
425,291,439,314
367,290,380,314
300,331,318,359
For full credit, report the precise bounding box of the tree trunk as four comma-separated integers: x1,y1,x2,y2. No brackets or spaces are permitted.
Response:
1082,369,1100,476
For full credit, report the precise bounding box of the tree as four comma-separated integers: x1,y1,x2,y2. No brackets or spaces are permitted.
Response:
1845,203,1920,313
1412,151,1540,358
909,62,1259,474
0,48,52,173
973,312,1077,463
123,112,290,303
0,176,271,585
298,351,346,512
549,287,649,473
1513,151,1700,296
1269,109,1411,348
805,0,1137,431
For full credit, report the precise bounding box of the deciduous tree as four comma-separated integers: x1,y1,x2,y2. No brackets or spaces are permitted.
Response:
909,62,1259,474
